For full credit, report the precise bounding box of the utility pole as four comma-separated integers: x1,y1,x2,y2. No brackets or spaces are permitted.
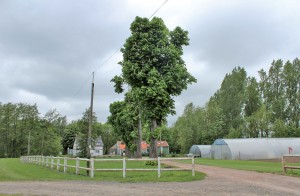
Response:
87,72,94,175
27,130,31,155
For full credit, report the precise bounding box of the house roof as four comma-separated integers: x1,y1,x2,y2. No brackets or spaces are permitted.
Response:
119,141,150,151
157,141,169,147
141,141,150,150
116,141,168,150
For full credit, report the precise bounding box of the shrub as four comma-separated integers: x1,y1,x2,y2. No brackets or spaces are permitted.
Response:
145,160,158,166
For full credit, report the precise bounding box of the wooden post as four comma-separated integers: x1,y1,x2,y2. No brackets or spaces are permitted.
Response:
123,157,126,178
192,156,195,176
86,72,94,176
57,157,60,171
64,157,67,173
282,156,285,173
51,156,54,169
46,156,49,167
90,158,94,178
158,157,161,178
76,157,79,175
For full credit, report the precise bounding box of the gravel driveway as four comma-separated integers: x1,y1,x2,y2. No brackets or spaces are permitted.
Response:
1,161,299,196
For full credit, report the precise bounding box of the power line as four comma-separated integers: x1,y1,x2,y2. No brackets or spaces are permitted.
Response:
149,0,168,20
71,0,169,99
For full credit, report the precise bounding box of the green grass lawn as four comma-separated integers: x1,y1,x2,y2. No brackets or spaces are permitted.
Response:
180,158,300,176
0,158,204,182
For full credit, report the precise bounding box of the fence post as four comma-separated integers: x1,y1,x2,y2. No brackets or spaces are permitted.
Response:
64,157,67,173
123,157,126,178
37,156,40,165
76,157,79,175
51,156,54,169
282,155,285,173
90,158,94,178
57,157,60,171
192,156,195,176
158,157,161,178
46,156,49,167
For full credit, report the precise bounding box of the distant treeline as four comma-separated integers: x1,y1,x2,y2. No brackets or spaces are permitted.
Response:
168,58,300,153
1,59,299,157
0,103,117,158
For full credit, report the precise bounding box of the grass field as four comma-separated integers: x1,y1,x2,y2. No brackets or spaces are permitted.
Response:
180,158,300,176
0,158,204,182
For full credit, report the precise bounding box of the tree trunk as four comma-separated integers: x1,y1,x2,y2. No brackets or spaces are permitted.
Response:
134,105,142,158
149,119,158,158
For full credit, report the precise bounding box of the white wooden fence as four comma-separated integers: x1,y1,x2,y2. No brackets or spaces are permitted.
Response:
20,156,195,178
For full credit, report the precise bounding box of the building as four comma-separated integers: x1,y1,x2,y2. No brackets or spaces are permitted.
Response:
109,141,169,156
210,138,300,160
157,141,169,155
68,135,104,157
189,145,211,158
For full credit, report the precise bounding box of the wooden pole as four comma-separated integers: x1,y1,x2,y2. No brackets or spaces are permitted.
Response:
87,72,94,175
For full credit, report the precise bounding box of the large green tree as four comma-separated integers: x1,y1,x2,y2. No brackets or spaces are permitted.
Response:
76,108,101,158
283,59,300,128
112,16,196,157
107,100,138,157
213,67,247,134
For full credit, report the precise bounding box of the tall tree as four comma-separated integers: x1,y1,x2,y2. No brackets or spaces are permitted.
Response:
100,123,118,155
283,59,300,128
107,101,138,157
62,121,80,154
112,16,196,157
268,60,285,122
213,67,247,134
244,77,262,137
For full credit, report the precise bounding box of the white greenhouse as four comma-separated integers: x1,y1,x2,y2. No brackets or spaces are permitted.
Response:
210,138,300,160
189,145,211,158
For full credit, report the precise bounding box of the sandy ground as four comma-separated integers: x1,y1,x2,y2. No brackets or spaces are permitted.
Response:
1,161,300,196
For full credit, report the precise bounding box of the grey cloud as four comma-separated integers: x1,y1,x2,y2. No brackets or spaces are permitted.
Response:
1,0,300,125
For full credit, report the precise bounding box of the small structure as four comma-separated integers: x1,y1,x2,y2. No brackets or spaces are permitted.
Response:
210,138,300,160
68,136,104,157
109,140,170,156
189,145,211,158
90,136,104,156
157,141,169,155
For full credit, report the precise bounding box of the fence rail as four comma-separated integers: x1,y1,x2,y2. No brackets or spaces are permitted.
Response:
20,156,195,178
282,154,300,173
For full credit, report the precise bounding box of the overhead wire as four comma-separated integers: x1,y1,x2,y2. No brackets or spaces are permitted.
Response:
71,0,169,99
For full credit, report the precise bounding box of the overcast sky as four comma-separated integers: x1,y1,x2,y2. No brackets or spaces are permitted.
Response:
1,0,300,126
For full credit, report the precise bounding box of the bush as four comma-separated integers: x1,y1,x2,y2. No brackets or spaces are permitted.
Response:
145,160,158,166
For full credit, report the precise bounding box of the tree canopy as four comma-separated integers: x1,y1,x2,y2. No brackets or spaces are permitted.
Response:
168,58,300,154
110,16,196,157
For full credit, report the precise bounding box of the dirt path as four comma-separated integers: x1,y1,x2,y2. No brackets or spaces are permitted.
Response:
1,161,300,196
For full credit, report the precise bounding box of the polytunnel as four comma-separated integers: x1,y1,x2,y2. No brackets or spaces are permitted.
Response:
189,145,211,158
210,138,300,160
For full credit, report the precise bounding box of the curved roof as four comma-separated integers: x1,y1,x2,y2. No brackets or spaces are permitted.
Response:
211,138,300,160
189,145,211,157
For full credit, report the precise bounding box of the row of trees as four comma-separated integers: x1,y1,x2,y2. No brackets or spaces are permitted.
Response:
0,103,66,157
0,103,117,158
168,58,300,153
